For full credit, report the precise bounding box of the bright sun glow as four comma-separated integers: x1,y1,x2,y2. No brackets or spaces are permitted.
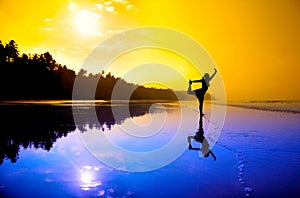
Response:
75,10,101,36
69,3,75,10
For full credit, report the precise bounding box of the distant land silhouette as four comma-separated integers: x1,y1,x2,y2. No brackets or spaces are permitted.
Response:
0,40,212,100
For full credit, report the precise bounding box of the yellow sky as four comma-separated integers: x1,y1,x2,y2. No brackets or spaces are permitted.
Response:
0,0,299,100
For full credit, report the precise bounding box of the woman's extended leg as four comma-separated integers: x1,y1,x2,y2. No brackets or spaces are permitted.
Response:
187,82,194,95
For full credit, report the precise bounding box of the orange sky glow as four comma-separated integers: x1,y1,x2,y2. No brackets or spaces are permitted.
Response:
0,0,299,100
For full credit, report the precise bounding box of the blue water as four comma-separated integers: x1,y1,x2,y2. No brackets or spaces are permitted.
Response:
0,101,300,197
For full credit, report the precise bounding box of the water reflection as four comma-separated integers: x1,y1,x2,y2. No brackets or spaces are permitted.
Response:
187,115,217,160
79,166,102,191
0,102,157,165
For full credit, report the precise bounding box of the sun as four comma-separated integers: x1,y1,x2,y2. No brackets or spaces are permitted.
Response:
74,10,101,36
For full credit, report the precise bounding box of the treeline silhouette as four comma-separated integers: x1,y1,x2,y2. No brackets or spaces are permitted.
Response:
0,40,179,100
0,102,160,165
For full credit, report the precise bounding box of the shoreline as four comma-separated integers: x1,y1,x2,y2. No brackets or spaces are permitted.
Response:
1,99,300,114
224,100,300,114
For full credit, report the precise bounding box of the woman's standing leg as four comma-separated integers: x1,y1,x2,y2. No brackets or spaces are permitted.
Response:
199,98,204,116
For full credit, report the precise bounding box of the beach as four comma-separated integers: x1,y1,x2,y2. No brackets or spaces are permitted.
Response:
0,101,299,197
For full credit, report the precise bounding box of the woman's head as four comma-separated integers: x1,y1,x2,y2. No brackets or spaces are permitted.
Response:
203,73,210,81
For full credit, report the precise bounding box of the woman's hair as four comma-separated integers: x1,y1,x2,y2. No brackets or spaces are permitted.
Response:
203,73,210,80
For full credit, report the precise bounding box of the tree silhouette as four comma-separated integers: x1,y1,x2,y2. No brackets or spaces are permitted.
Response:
0,39,199,101
5,40,19,62
0,41,5,64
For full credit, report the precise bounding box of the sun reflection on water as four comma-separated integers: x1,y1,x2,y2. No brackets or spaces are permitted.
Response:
79,166,102,191
81,171,93,184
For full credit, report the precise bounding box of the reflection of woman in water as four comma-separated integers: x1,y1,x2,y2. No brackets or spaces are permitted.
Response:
188,68,217,116
187,130,216,161
187,114,217,160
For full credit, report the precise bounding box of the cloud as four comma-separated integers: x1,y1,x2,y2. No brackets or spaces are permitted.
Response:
105,5,115,13
94,0,137,13
126,4,134,10
94,2,115,13
112,0,137,11
104,1,113,6
108,29,123,34
112,0,128,4
40,27,53,31
44,18,52,23
95,3,104,11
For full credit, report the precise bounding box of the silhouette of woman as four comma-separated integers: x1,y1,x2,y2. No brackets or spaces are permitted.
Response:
188,68,217,116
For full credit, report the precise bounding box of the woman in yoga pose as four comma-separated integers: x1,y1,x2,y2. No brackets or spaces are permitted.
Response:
188,68,217,116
